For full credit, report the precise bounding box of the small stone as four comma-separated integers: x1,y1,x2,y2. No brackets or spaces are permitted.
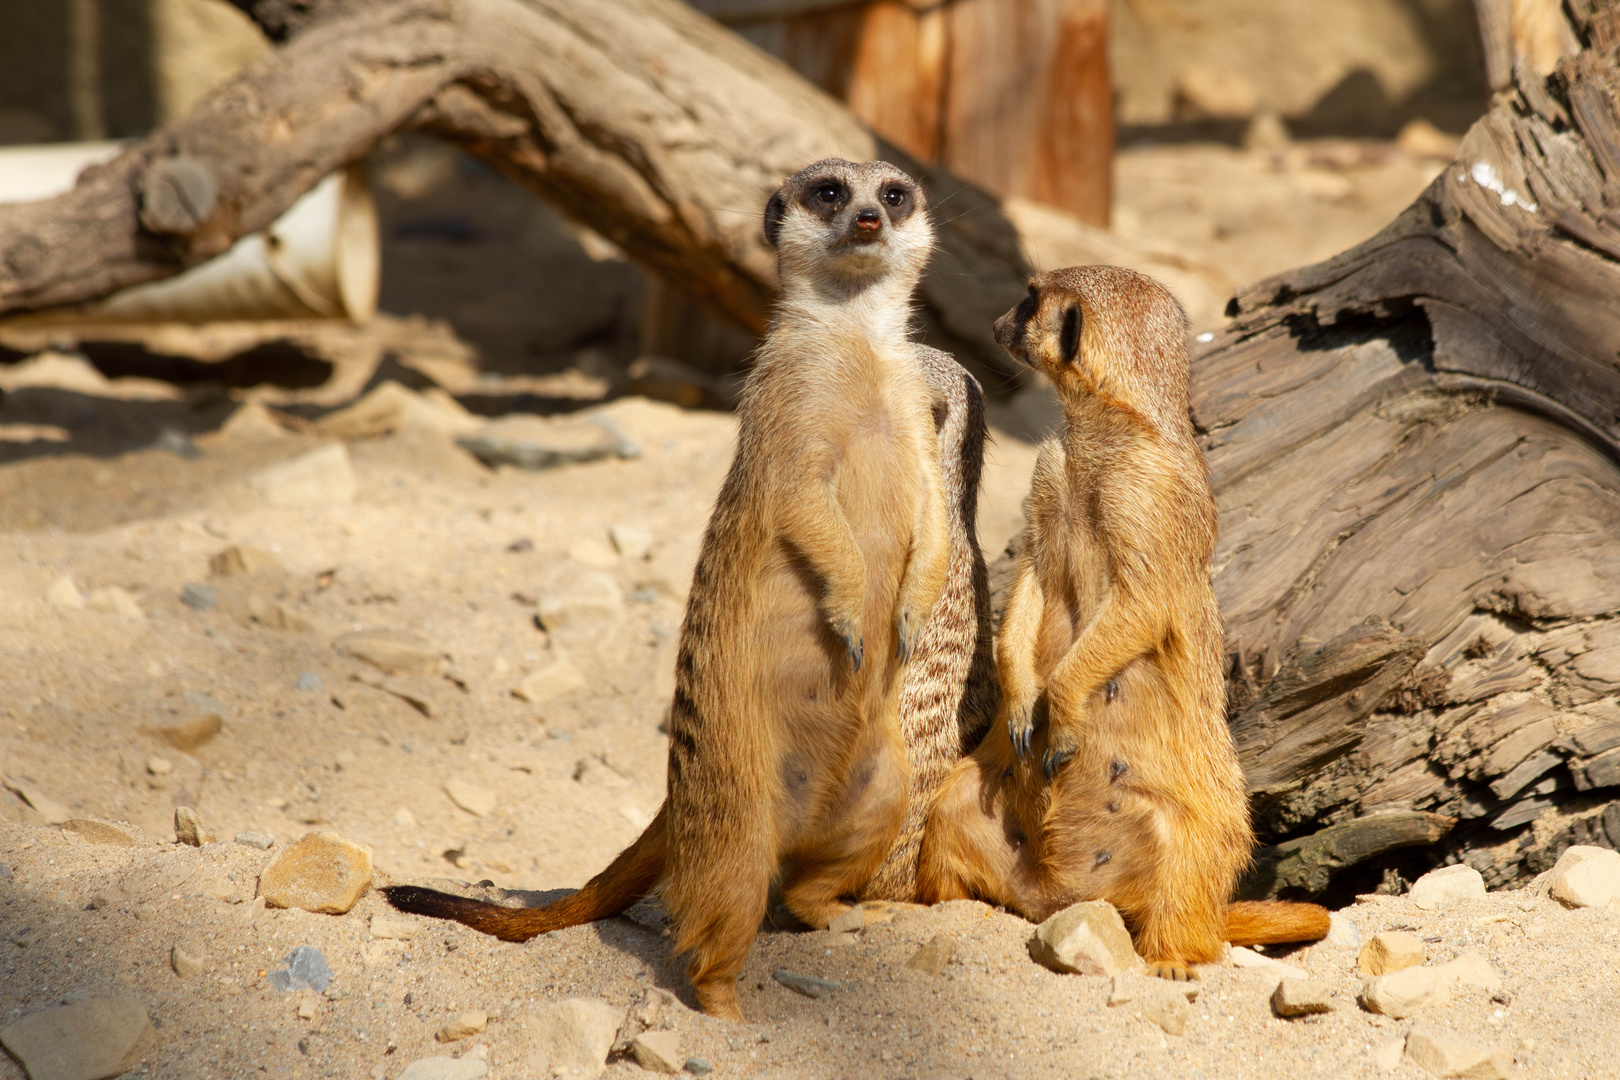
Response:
235,831,275,850
173,806,218,846
3,780,71,825
1375,1038,1407,1070
334,628,441,676
179,583,218,611
773,969,842,998
437,1009,488,1042
257,831,373,914
370,916,420,940
568,538,621,569
610,524,654,561
1547,845,1620,909
904,934,954,976
445,779,497,818
146,757,172,776
297,995,319,1020
171,938,206,978
62,819,142,846
1437,950,1502,992
1360,931,1426,976
86,586,143,619
457,414,640,472
1361,964,1452,1018
1139,993,1188,1036
630,1029,682,1073
0,996,154,1080
1106,972,1199,1008
538,566,623,636
1408,865,1487,910
209,545,284,577
248,443,357,507
827,907,866,934
1272,977,1334,1017
1323,911,1361,950
520,998,624,1080
396,1055,489,1080
266,945,334,993
297,671,324,692
685,1056,713,1076
12,927,38,948
46,574,86,609
515,655,587,704
1404,1027,1513,1079
628,987,683,1030
147,692,226,751
1228,946,1308,981
1027,900,1142,977
393,807,418,828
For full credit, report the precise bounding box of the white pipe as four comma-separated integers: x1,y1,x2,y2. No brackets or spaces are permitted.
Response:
0,142,378,322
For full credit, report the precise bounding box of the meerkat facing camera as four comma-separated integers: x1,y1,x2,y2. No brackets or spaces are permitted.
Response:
386,159,951,1020
918,266,1326,976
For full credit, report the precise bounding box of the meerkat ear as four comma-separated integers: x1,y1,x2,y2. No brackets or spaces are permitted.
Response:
1060,305,1082,363
763,191,787,248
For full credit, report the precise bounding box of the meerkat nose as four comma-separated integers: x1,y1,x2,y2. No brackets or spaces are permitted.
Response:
854,208,882,232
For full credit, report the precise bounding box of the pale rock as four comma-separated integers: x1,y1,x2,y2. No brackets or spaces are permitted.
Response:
437,1010,488,1041
904,934,954,976
257,831,373,914
1139,993,1189,1036
208,545,283,577
393,806,418,828
146,757,172,776
3,780,71,825
46,574,86,610
610,524,655,561
1228,946,1308,981
297,995,319,1021
235,831,275,850
1409,864,1487,910
397,1054,489,1080
1361,964,1453,1018
370,916,420,941
1174,63,1258,118
247,443,356,507
1375,1038,1407,1070
828,907,866,933
266,946,334,993
445,779,497,817
171,938,206,978
317,381,478,441
216,401,295,441
629,988,685,1030
631,1030,683,1074
0,996,155,1080
334,628,441,676
1107,973,1199,1007
1027,900,1142,976
515,654,588,704
62,818,141,846
521,998,624,1080
538,565,623,636
457,414,640,472
1404,1026,1513,1079
86,586,143,619
147,691,226,752
1437,950,1502,992
1272,977,1334,1017
568,538,621,569
1360,931,1426,975
1548,845,1620,909
173,806,218,846
1324,911,1361,950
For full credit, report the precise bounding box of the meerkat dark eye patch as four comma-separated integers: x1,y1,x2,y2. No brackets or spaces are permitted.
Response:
1059,304,1082,363
1014,286,1038,330
800,178,847,221
880,183,915,223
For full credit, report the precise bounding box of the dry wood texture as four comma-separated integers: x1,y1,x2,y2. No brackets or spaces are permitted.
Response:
5,0,1620,897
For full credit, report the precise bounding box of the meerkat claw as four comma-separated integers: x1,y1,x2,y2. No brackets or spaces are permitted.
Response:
1008,704,1034,761
1041,746,1073,780
844,634,865,673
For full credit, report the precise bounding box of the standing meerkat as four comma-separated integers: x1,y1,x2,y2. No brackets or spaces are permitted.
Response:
917,266,1327,976
386,159,952,1020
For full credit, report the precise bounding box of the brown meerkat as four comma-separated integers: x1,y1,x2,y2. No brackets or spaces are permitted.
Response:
916,265,1327,977
385,159,952,1020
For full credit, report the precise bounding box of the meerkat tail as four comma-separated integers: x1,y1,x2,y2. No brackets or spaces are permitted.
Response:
1224,900,1332,946
381,806,668,942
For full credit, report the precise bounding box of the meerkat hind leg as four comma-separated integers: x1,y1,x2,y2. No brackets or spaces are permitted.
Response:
779,741,907,928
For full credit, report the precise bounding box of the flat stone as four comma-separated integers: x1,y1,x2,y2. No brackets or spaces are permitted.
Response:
370,916,420,940
1360,931,1426,975
235,831,275,850
396,1055,489,1080
1106,972,1199,1007
146,757,172,776
61,819,142,847
827,906,866,933
1139,993,1188,1036
1323,911,1361,950
1408,864,1487,910
568,538,621,569
248,443,356,507
521,998,624,1080
266,946,333,993
257,831,373,914
208,545,284,577
611,524,655,561
1437,950,1502,992
1361,964,1452,1018
458,414,640,472
1548,845,1620,909
685,1056,713,1076
445,779,496,818
171,938,207,978
538,566,623,636
173,806,218,846
85,587,143,619
437,1010,488,1042
514,655,587,704
631,1030,683,1074
147,692,226,751
773,969,842,998
904,934,954,976
1272,977,1334,1017
1027,900,1142,977
0,997,154,1080
334,628,441,676
46,574,85,610
1228,946,1308,981
1404,1026,1513,1079
3,780,71,825
1375,1038,1407,1070
179,583,218,611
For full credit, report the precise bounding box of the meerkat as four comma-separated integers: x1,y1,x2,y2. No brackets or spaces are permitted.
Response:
385,159,952,1020
916,266,1327,977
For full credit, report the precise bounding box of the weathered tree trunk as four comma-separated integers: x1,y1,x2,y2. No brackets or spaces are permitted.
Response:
4,0,1620,898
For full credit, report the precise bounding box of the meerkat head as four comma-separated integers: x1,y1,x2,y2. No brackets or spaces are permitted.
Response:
993,265,1191,431
762,159,933,307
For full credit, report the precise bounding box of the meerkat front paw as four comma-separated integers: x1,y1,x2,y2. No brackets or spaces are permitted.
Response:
828,614,865,672
1147,959,1198,982
893,604,929,665
1006,698,1036,762
1041,723,1080,780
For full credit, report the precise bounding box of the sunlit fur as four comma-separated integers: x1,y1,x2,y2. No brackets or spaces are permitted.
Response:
385,160,952,1020
918,266,1325,975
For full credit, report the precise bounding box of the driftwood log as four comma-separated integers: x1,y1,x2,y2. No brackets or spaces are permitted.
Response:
3,0,1620,899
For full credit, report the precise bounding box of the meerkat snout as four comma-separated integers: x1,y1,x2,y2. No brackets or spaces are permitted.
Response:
994,282,1082,373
